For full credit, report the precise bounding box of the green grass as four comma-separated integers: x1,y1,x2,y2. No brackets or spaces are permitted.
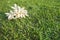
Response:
0,0,60,40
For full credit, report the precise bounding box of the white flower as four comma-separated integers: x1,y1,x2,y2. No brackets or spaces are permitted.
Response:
5,4,28,20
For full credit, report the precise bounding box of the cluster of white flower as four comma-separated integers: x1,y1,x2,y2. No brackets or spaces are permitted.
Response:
5,4,28,20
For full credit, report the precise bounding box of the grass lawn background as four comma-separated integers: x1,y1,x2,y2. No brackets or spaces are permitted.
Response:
0,0,60,40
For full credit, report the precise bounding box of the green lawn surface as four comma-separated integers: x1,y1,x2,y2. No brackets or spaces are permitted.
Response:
0,0,60,40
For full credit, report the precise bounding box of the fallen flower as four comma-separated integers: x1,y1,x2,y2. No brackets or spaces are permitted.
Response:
5,4,28,20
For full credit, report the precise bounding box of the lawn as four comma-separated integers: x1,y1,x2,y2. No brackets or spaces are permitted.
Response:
0,0,60,40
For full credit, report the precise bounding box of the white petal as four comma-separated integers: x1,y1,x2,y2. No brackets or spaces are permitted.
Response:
22,14,25,18
17,6,21,12
8,15,13,20
26,14,29,16
14,4,17,7
5,13,10,16
17,6,21,9
24,10,27,14
10,10,14,14
11,4,18,10
11,6,16,9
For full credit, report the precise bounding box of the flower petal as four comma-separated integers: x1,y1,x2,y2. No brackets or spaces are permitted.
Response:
5,13,10,16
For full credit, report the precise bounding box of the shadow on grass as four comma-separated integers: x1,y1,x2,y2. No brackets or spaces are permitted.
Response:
0,11,8,21
0,11,8,30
